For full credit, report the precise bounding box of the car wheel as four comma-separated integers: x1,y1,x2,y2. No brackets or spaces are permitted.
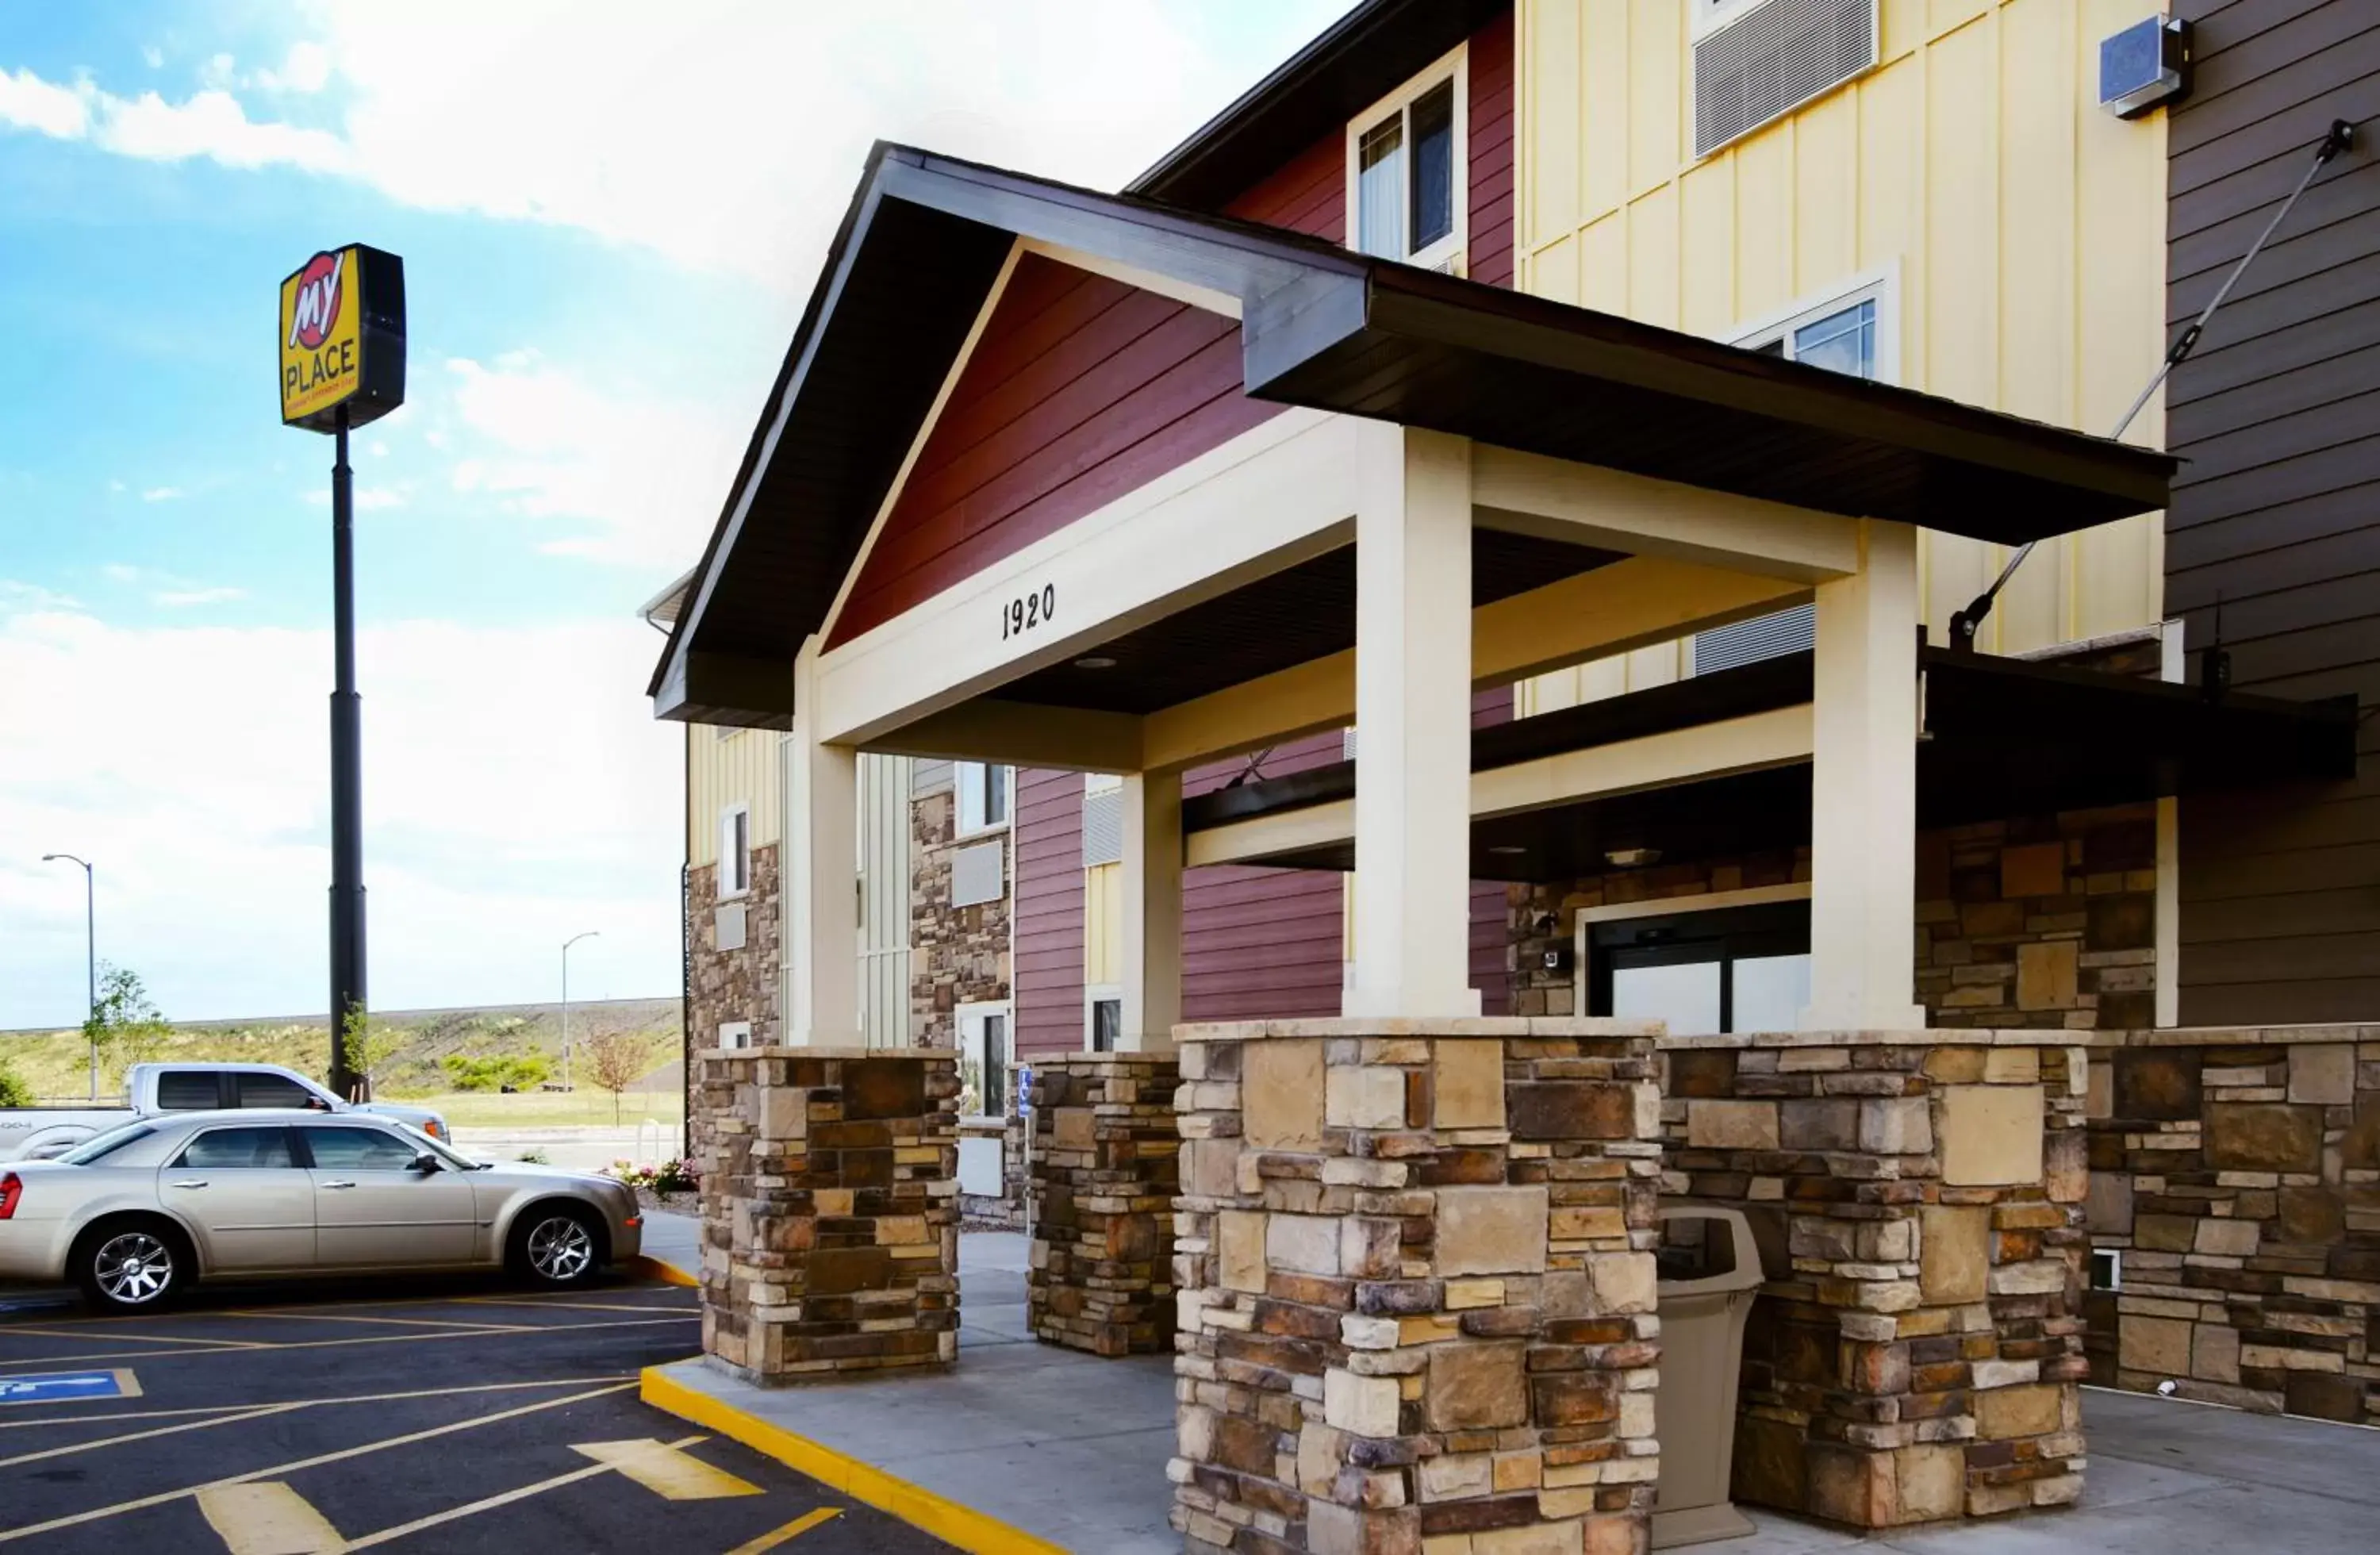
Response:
511,1205,602,1289
75,1220,186,1315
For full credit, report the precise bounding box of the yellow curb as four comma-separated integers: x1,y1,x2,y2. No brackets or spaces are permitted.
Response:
625,1255,699,1288
639,1363,1065,1555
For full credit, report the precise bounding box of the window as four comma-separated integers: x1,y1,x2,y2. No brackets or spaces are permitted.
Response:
1347,48,1467,272
153,1071,222,1111
1586,898,1812,1035
1089,997,1123,1054
718,804,750,898
1733,271,1894,382
175,1127,298,1169
959,1003,1011,1119
59,1123,155,1165
236,1072,321,1110
956,762,1009,835
300,1126,421,1170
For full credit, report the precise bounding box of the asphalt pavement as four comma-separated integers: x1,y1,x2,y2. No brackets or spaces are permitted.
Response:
0,1269,954,1554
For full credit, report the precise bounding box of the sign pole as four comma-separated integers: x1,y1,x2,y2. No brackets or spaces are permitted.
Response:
327,403,366,1100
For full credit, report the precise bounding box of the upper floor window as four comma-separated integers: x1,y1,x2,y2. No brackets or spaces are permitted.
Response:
1347,48,1467,273
957,762,1010,835
718,804,750,899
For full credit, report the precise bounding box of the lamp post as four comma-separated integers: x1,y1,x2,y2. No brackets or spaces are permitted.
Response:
561,931,599,1092
41,854,96,1101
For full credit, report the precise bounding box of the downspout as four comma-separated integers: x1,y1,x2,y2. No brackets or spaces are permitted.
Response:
1948,120,2355,652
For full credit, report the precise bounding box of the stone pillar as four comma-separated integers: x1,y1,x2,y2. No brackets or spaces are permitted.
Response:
1664,1031,2087,1526
1804,520,1923,1031
1173,1017,1664,1555
1347,424,1480,1019
1026,1053,1181,1356
695,1046,960,1383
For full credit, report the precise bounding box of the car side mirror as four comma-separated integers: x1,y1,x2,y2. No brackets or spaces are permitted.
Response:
412,1153,443,1173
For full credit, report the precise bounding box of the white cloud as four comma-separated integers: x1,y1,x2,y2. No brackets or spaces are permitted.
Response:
140,486,182,502
0,594,681,1026
99,563,250,609
0,580,80,612
0,2,1350,287
0,67,90,139
142,47,164,71
442,354,743,567
152,586,248,608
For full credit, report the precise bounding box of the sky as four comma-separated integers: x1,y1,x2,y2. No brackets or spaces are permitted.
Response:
0,0,1353,1029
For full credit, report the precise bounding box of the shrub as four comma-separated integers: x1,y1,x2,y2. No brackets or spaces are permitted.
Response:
0,1063,32,1108
608,1158,700,1194
439,1054,552,1092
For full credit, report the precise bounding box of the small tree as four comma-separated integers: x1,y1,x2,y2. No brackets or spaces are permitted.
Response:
341,1003,410,1099
84,963,173,1086
580,1026,664,1124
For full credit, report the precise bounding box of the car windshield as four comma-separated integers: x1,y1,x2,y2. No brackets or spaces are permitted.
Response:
57,1122,157,1165
388,1120,481,1171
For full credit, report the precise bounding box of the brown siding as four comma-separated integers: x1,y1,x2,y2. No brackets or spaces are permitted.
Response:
1225,130,1345,239
827,254,1281,647
1013,768,1086,1056
2168,0,2380,1024
1468,10,1517,289
1184,733,1349,1022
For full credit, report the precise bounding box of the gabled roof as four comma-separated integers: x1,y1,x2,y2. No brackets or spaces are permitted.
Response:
649,144,2175,727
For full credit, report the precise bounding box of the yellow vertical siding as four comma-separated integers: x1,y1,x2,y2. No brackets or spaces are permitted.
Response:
687,726,783,865
1084,862,1123,985
1514,0,2167,672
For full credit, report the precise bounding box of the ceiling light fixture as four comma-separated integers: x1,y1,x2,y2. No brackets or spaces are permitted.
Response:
1488,845,1527,856
1603,847,1661,869
1073,655,1117,670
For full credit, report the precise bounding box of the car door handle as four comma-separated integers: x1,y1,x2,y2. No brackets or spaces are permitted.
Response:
170,1179,208,1190
320,1181,358,1190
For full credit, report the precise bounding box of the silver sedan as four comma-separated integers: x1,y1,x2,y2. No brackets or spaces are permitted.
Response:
0,1110,644,1312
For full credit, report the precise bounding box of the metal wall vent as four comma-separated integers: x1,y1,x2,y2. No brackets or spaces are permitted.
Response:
951,838,1005,908
1082,785,1123,867
1693,603,1815,676
1694,0,1878,159
714,901,748,953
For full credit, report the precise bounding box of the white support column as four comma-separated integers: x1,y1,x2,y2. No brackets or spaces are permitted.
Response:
1345,425,1481,1019
1802,519,1925,1032
786,635,862,1047
1120,768,1182,1050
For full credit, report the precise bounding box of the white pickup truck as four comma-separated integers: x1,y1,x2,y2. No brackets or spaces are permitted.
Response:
0,1062,451,1163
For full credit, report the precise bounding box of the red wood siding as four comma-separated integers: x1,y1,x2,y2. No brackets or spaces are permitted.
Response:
1468,11,1517,290
1013,766,1087,1056
1225,132,1345,240
827,254,1281,647
1183,733,1348,1022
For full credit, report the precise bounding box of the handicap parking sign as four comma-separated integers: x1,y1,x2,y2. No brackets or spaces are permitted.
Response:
1017,1065,1035,1117
0,1370,140,1407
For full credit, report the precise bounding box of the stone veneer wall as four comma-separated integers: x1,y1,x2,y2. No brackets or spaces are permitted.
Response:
1663,1032,2088,1526
1500,803,2158,1032
1173,1017,1664,1555
908,789,1009,1048
2081,1027,2380,1424
1027,1054,1180,1356
694,1046,961,1383
688,848,782,1048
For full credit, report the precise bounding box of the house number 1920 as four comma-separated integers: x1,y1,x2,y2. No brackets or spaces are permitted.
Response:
1000,584,1056,641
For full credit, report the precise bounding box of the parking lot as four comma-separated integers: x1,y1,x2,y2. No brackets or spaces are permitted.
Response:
0,1273,952,1553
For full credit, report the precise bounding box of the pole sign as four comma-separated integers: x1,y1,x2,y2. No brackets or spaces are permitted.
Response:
278,244,407,432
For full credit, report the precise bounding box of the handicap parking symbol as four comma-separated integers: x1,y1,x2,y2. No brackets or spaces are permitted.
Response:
0,1370,140,1406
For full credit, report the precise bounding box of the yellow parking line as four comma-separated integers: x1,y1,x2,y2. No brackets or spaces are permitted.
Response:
0,1380,634,1544
0,1373,631,1431
214,1309,535,1332
727,1508,844,1553
0,1400,303,1469
0,1313,695,1372
0,1325,271,1350
336,1433,709,1551
462,1296,695,1315
572,1438,762,1500
196,1480,343,1555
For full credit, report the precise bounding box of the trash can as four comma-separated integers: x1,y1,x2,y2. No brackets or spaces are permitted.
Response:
1650,1205,1766,1549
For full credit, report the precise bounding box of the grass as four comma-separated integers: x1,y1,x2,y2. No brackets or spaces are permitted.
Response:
424,1087,684,1131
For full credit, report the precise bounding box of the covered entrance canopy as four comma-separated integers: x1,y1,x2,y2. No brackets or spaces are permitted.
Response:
647,140,2197,1046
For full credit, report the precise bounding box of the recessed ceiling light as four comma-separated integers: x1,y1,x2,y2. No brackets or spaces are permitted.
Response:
1604,847,1661,868
1073,655,1117,670
1488,844,1527,856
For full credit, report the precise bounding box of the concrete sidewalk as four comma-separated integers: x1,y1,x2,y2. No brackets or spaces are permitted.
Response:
647,1240,2380,1554
647,1231,1177,1553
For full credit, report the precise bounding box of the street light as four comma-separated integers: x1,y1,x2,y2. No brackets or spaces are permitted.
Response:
561,931,599,1091
41,854,96,1101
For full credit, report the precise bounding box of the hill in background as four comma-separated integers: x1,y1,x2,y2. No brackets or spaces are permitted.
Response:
0,997,682,1104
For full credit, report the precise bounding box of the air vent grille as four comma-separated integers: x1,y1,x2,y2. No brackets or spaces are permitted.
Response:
1692,603,1815,676
1082,786,1123,867
1694,0,1878,159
